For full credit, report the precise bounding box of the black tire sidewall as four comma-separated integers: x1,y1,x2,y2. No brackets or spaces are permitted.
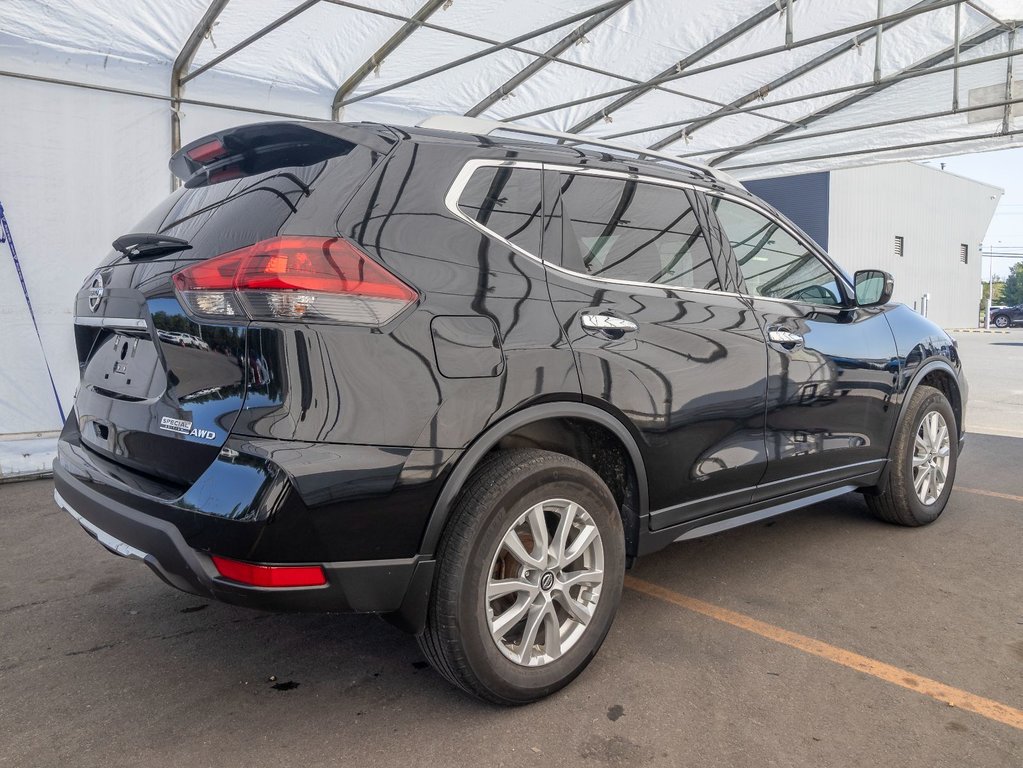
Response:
897,388,958,523
453,463,624,704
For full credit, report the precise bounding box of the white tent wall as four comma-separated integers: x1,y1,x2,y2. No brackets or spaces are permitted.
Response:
0,0,1020,478
0,79,165,477
0,80,299,478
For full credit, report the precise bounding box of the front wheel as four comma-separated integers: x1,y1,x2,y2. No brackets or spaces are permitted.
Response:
418,449,625,705
866,384,958,526
993,314,1010,328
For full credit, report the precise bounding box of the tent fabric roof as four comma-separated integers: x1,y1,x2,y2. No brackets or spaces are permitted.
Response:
0,0,1020,178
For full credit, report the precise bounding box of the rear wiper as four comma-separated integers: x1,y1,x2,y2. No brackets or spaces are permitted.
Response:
112,233,192,259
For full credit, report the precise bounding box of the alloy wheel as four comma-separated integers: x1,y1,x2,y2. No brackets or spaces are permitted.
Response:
912,411,951,505
485,499,604,667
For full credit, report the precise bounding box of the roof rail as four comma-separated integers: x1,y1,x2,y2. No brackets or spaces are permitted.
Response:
417,114,742,187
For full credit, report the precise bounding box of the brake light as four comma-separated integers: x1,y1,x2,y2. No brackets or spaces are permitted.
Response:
172,236,417,325
211,555,327,588
186,138,227,164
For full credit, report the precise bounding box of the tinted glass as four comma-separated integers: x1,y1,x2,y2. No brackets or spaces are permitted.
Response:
457,167,543,256
556,174,719,291
711,197,842,306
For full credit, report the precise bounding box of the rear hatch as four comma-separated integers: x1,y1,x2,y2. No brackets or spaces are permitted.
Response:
71,121,395,487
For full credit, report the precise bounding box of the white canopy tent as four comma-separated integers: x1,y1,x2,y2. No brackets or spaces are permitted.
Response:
0,0,1020,477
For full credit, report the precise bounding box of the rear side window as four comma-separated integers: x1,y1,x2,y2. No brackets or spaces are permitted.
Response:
456,166,543,257
554,173,719,291
710,197,842,306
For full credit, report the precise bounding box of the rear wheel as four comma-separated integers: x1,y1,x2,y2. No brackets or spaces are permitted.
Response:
418,449,625,705
866,384,958,526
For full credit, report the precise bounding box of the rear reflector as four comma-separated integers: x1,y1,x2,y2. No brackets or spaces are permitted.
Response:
172,236,417,325
211,555,327,588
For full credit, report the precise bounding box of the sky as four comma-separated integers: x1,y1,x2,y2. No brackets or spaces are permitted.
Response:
922,147,1023,283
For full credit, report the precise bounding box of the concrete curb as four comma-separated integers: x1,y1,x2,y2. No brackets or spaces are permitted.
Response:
947,328,1012,334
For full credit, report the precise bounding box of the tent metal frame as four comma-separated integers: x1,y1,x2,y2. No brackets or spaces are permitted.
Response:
2,0,1015,183
706,22,1013,167
499,0,969,122
595,43,1023,143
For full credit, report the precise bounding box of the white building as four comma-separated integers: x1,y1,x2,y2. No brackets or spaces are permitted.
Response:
746,162,1002,329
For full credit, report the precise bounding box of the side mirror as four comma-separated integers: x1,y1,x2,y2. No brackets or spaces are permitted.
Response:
854,269,894,307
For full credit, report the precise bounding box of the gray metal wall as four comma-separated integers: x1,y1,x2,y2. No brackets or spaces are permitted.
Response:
826,162,1000,329
744,172,831,249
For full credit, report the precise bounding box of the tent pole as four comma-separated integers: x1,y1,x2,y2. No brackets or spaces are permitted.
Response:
335,0,631,109
719,127,1023,172
684,97,1023,161
874,0,884,84
325,0,797,130
1004,27,1017,135
594,35,1020,143
705,24,1009,165
466,1,631,118
502,0,962,123
953,3,961,111
171,0,231,190
331,0,449,121
566,1,789,134
180,0,320,86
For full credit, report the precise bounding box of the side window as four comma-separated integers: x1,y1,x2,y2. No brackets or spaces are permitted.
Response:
456,166,543,256
555,173,719,291
710,197,843,306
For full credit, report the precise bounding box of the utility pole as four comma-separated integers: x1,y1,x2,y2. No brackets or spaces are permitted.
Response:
986,244,994,329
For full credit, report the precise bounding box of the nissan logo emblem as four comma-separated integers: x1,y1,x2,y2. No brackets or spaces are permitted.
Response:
87,274,105,312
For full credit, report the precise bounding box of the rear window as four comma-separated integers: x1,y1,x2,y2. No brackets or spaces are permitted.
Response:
554,173,719,291
456,166,543,257
100,125,390,267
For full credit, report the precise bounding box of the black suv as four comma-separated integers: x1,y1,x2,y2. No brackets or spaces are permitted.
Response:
990,304,1023,328
55,116,966,704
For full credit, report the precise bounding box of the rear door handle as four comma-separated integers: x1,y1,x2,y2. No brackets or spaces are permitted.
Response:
581,314,638,333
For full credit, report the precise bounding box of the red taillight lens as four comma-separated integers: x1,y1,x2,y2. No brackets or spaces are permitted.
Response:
211,555,327,588
172,236,417,325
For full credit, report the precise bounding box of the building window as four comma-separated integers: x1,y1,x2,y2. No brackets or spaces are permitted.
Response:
960,244,969,264
894,235,904,258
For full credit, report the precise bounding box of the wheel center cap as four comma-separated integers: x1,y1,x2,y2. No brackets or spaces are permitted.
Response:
539,571,555,591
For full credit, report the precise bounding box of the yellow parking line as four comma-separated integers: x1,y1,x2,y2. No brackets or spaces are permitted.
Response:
957,486,1023,503
624,575,1023,731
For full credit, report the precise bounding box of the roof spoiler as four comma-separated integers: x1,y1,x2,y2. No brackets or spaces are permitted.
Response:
169,121,397,187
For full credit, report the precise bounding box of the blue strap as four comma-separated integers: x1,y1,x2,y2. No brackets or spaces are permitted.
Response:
0,201,66,423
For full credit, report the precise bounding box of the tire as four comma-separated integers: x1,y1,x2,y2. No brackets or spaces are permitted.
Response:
993,314,1010,328
418,448,625,705
866,384,958,526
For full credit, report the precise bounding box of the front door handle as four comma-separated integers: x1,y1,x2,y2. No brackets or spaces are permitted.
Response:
767,329,803,345
581,314,638,334
769,327,802,347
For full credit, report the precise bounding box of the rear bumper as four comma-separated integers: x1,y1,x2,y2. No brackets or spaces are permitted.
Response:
53,458,435,624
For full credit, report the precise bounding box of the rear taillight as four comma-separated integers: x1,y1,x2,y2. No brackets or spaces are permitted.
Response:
211,555,327,588
172,236,417,325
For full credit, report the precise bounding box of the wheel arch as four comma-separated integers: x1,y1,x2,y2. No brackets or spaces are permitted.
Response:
419,401,649,560
893,359,964,448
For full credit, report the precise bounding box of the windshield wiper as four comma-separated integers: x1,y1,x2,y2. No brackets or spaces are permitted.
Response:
112,233,192,259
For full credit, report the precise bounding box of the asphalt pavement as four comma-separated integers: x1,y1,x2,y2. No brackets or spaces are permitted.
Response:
1,336,1020,768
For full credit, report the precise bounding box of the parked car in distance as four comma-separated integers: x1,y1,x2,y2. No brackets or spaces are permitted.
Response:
54,116,966,705
990,303,1023,328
